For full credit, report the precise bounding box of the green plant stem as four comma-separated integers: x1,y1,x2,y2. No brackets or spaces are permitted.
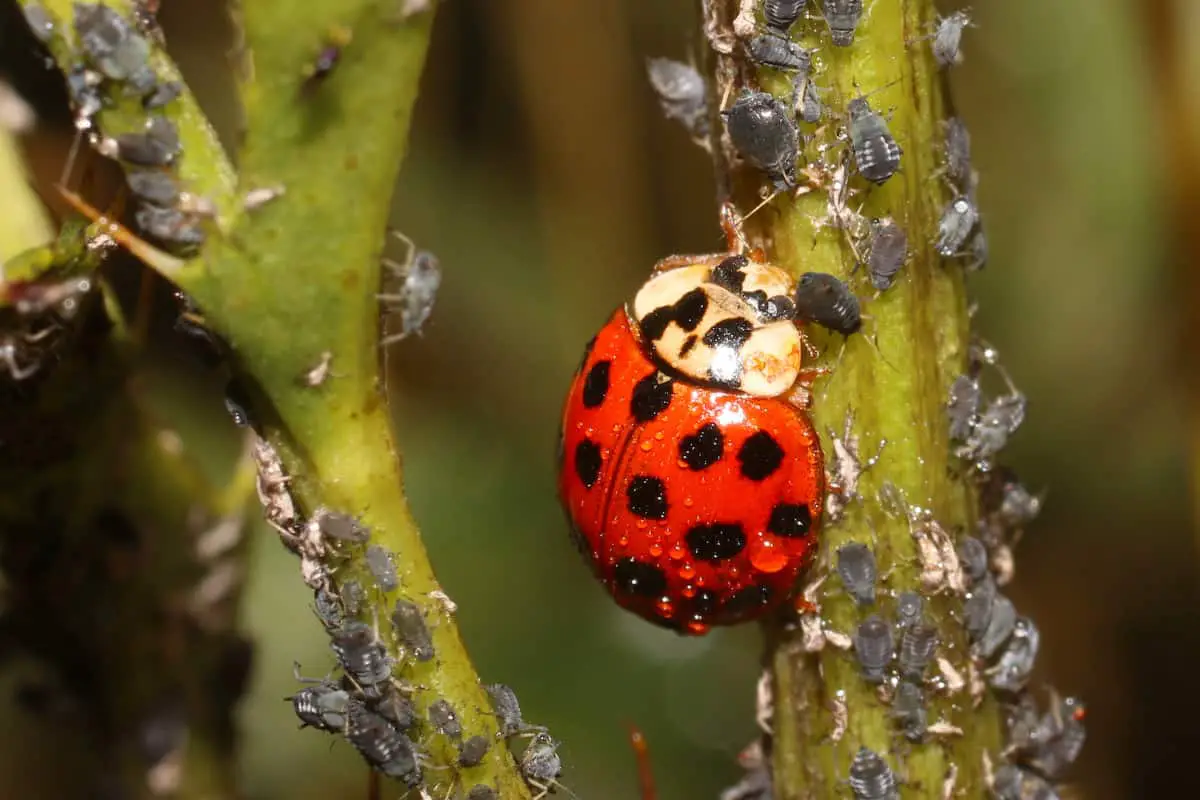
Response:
701,0,1004,796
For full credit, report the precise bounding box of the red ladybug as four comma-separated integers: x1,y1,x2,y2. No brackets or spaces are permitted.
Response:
557,206,825,635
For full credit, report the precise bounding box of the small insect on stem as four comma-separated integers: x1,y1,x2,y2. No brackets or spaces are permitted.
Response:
302,25,353,94
627,722,657,800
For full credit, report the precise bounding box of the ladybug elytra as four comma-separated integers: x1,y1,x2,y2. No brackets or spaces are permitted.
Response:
557,205,825,635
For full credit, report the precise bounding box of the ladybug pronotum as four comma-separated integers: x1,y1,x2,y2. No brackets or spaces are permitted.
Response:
558,204,825,635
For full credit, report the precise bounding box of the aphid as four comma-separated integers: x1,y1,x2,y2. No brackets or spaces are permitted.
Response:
135,205,205,248
458,735,491,768
932,10,972,68
848,747,899,800
746,32,811,73
374,686,416,731
22,3,56,42
935,196,980,256
143,80,182,109
391,599,435,662
313,587,343,629
981,467,1043,529
103,116,181,166
823,0,864,46
1018,695,1087,780
486,683,546,738
957,536,988,584
65,66,103,130
911,513,964,594
466,786,498,800
302,25,353,93
342,580,365,614
828,689,848,742
797,78,823,123
836,541,877,605
428,698,463,739
956,391,1027,464
988,617,1039,693
847,96,902,185
345,701,422,786
365,545,399,592
946,372,981,442
991,764,1059,800
330,621,393,695
865,217,907,291
755,669,774,733
298,350,334,387
719,764,772,800
824,409,886,521
853,614,894,684
723,90,799,189
974,587,1017,661
645,58,709,140
379,234,441,344
764,0,806,32
891,681,927,742
894,590,923,633
126,170,180,206
942,117,972,185
74,2,156,93
291,682,351,732
794,272,861,335
897,622,938,682
519,732,564,797
311,508,369,543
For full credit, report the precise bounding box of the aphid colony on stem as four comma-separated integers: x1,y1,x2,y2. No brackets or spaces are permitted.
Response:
630,2,1084,798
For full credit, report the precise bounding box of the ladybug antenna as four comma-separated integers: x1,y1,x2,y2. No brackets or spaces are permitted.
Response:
627,722,658,800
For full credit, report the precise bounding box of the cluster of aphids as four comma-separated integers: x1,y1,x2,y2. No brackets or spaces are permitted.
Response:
292,597,565,800
19,2,228,251
649,2,984,351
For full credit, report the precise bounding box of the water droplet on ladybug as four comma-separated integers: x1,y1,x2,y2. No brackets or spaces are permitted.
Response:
749,539,788,573
656,597,673,614
683,496,694,507
649,542,664,557
686,620,709,635
679,563,696,580
654,431,664,440
641,440,653,452
681,584,696,598
668,543,686,560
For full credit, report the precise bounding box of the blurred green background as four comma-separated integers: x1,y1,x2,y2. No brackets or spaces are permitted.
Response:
2,0,1196,797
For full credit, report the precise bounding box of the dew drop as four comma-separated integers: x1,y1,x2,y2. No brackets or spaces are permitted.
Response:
641,440,653,452
681,584,696,598
649,542,664,557
749,538,788,573
686,620,709,635
683,496,695,508
679,563,696,580
668,543,687,560
654,431,664,440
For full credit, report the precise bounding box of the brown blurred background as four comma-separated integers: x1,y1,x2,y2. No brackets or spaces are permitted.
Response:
1,0,1195,797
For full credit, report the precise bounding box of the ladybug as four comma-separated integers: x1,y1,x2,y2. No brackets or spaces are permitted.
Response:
558,204,825,635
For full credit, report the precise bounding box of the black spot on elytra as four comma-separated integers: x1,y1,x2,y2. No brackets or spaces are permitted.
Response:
574,439,602,489
627,475,668,519
679,334,698,358
685,523,747,562
693,589,721,615
613,557,667,598
767,502,812,537
582,360,611,408
679,423,724,470
743,290,768,313
710,256,749,292
702,318,755,350
717,584,773,622
739,431,784,480
640,306,674,341
630,373,674,422
674,289,709,331
641,288,710,342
